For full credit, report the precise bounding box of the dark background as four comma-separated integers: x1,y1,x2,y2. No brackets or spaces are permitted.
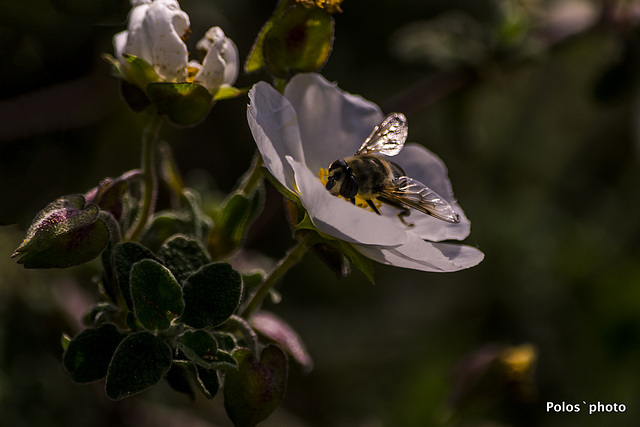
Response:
1,0,640,426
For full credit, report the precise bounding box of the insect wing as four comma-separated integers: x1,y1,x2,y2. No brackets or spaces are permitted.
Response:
387,176,460,223
356,112,408,156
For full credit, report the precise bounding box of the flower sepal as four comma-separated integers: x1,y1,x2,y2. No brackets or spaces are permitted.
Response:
246,0,334,78
12,195,111,269
146,82,213,127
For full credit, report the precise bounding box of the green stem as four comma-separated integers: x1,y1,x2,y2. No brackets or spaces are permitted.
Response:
127,115,163,241
241,234,311,318
274,78,287,94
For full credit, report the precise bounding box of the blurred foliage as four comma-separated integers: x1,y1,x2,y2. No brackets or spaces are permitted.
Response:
2,0,640,426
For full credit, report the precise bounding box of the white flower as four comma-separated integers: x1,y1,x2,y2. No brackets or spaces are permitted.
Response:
113,0,238,94
247,73,484,272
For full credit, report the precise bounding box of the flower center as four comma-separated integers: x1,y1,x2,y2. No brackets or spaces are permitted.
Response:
318,168,382,213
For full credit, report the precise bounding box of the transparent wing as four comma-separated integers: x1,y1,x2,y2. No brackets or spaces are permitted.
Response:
382,176,460,223
356,112,408,156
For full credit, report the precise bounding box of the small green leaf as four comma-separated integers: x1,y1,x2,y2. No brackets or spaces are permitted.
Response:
146,82,213,127
12,195,110,268
213,84,249,101
121,79,152,112
158,235,211,284
130,259,184,331
113,242,160,310
63,323,124,383
250,311,313,373
208,186,264,260
177,330,218,368
140,212,191,253
83,302,120,327
194,365,220,399
121,53,161,89
262,5,334,78
180,263,242,328
213,332,238,352
105,331,173,400
224,345,288,427
165,363,196,400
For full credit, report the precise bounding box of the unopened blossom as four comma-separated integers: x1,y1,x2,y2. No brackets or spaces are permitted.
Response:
112,0,238,94
247,73,484,272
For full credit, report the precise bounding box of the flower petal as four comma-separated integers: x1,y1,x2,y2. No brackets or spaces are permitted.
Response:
247,83,304,192
194,27,239,93
284,73,384,174
288,157,407,246
352,232,484,272
122,0,190,82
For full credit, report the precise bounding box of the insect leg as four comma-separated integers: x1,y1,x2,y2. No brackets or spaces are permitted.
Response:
397,208,414,228
366,199,381,215
378,195,414,227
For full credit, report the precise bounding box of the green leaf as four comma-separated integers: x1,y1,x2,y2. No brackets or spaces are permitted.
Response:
158,235,211,284
63,323,124,383
12,195,110,268
208,186,264,260
177,330,218,368
262,5,334,78
165,363,196,400
213,84,249,101
113,242,160,310
83,302,120,327
140,212,191,253
224,345,288,427
121,53,161,89
178,330,238,370
105,331,173,400
250,311,313,373
146,82,213,127
193,365,220,399
245,0,297,73
130,259,184,331
180,263,242,328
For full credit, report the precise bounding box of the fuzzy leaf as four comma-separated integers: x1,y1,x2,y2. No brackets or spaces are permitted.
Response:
177,330,218,368
113,241,160,310
165,363,196,400
105,331,173,400
180,263,242,328
63,323,124,383
130,259,184,330
224,345,288,427
158,235,211,284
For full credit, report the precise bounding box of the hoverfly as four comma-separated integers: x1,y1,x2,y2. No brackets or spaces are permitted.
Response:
324,112,460,225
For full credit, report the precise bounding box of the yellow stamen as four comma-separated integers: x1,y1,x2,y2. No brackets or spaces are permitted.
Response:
500,344,536,382
318,168,382,213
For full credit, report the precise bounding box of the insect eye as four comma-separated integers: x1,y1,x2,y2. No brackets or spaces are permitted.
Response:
329,159,344,171
340,175,358,198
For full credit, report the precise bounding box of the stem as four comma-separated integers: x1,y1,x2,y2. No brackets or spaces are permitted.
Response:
127,115,163,241
274,78,287,94
241,234,311,318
